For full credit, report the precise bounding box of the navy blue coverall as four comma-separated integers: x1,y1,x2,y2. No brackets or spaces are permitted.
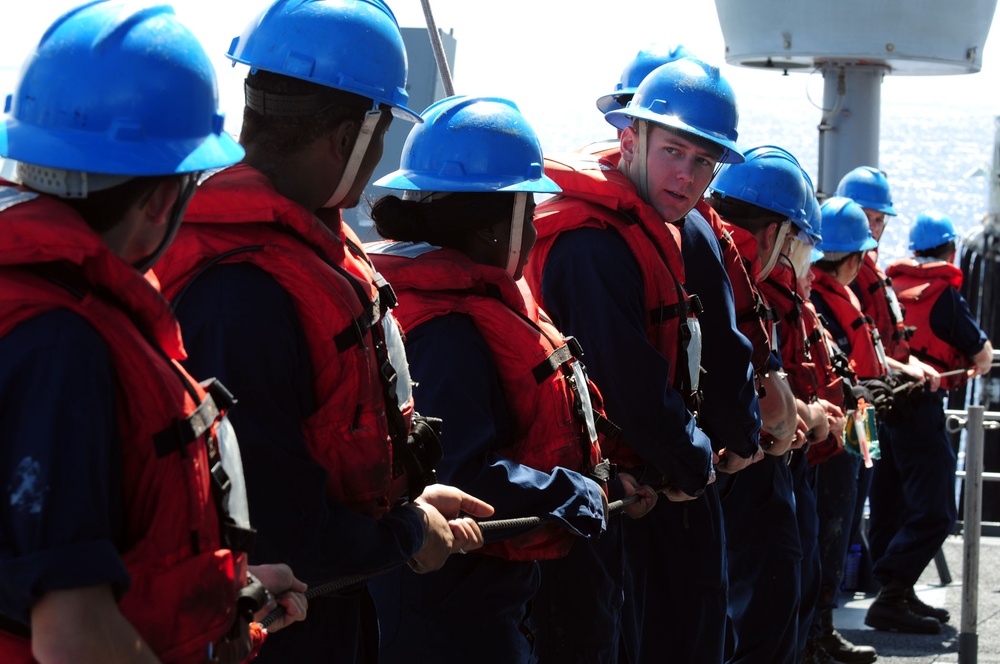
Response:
174,264,425,664
674,212,800,664
540,214,751,663
0,311,131,633
809,289,871,624
369,313,604,664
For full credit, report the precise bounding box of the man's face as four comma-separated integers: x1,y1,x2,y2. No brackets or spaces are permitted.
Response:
622,123,719,223
862,207,886,242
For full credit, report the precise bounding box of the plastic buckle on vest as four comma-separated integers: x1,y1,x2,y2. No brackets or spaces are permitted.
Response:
334,298,380,353
222,520,256,554
374,274,398,310
403,414,444,500
565,335,585,358
531,344,575,384
201,378,237,411
153,392,222,458
588,459,617,483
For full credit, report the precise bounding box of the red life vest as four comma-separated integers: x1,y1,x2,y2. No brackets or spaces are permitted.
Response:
886,258,970,390
368,242,607,561
0,187,245,663
855,251,910,361
709,214,777,374
760,264,839,403
155,164,411,518
810,266,886,380
523,152,700,466
761,265,853,466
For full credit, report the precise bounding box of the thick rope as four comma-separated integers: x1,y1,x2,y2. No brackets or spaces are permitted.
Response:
256,493,641,629
420,0,454,97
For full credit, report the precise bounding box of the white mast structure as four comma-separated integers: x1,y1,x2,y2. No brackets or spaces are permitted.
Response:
714,0,998,197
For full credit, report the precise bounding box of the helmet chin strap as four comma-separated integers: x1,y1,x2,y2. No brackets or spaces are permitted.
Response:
504,192,528,278
133,174,199,274
636,120,650,203
759,221,791,281
323,109,382,209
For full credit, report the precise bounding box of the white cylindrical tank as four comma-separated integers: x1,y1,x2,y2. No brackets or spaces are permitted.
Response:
715,0,997,75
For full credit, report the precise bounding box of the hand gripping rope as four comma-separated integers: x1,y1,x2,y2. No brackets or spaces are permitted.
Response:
255,493,644,630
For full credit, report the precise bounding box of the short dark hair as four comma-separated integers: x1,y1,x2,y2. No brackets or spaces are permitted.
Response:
61,176,168,234
371,192,517,249
914,240,956,260
638,120,725,162
707,191,785,235
814,251,862,274
240,70,375,155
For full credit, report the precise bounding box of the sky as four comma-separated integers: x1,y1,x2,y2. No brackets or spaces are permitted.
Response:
1,1,999,163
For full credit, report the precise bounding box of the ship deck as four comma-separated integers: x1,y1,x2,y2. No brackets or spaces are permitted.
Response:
833,534,1000,662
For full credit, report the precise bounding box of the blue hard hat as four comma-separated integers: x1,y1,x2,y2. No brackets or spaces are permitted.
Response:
374,95,561,194
0,0,244,176
596,44,696,115
835,166,897,216
909,211,958,251
227,0,420,122
605,58,743,164
816,197,878,253
710,144,810,228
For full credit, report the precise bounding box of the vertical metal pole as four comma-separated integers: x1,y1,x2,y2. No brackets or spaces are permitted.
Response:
960,406,984,663
816,63,886,197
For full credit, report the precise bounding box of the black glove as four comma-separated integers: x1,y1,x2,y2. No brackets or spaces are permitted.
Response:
859,378,895,419
850,382,875,407
888,372,923,398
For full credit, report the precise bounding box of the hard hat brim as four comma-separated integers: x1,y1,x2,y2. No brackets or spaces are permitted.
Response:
0,120,246,176
374,169,562,194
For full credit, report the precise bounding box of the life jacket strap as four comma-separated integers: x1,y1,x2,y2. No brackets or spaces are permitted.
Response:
152,381,232,458
531,340,579,384
868,278,887,295
587,459,617,483
649,294,703,325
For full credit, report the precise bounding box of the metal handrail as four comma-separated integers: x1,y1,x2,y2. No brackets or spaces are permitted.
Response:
946,408,1000,421
955,470,1000,482
951,406,988,664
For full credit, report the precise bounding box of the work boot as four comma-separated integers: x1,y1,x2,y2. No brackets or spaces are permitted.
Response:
865,580,941,634
803,638,838,664
817,610,877,663
905,586,950,624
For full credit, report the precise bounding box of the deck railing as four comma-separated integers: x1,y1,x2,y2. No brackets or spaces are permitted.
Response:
944,405,996,664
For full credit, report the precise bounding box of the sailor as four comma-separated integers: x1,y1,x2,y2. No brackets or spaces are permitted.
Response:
759,191,878,664
836,167,913,363
364,94,653,663
524,57,749,663
807,197,896,654
505,45,711,664
0,2,308,660
153,1,493,661
837,168,934,606
865,212,994,633
758,189,865,664
707,145,816,664
834,167,940,648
